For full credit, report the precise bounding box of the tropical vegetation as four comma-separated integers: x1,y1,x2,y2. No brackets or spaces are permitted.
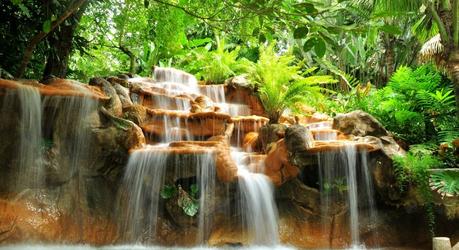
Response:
1,0,459,235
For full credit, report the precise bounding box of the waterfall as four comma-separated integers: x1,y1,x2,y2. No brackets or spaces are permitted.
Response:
199,84,251,117
317,143,378,248
231,149,279,245
200,84,226,103
120,146,216,244
153,67,199,95
0,85,44,191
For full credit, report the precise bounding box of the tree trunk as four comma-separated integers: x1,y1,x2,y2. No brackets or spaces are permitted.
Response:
449,50,459,116
384,37,395,81
15,0,87,78
119,45,137,74
43,2,88,79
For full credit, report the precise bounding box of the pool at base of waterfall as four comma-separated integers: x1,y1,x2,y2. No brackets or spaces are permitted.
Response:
0,245,294,250
0,245,420,250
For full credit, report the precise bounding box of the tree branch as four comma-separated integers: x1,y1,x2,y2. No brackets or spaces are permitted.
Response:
15,0,88,78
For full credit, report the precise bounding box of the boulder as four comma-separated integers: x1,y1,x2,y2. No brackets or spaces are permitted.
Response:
333,110,389,137
123,104,147,125
113,83,133,108
258,124,287,152
285,125,314,153
97,78,123,116
264,139,300,186
225,76,265,117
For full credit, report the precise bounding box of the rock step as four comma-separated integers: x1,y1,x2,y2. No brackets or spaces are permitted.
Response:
0,78,108,100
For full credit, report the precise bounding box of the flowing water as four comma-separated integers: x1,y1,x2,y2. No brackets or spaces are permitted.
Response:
16,86,43,189
317,143,378,247
231,149,279,245
120,146,216,243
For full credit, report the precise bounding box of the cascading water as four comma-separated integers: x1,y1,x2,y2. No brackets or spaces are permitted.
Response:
317,143,378,248
153,67,200,95
16,86,43,189
0,84,43,191
200,84,226,103
231,149,279,245
120,146,216,244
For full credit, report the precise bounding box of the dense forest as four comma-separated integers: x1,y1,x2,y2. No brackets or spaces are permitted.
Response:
0,0,459,249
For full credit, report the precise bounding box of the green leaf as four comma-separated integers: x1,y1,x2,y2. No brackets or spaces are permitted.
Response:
379,24,402,35
295,3,317,14
160,185,177,199
293,26,309,39
259,33,267,43
182,200,199,216
303,38,316,51
314,38,326,58
430,171,459,197
190,184,199,198
177,187,199,217
43,20,51,33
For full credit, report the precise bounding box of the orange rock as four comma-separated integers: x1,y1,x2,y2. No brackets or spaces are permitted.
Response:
0,78,109,100
242,132,260,152
225,84,266,117
0,198,117,245
142,109,232,139
264,139,300,186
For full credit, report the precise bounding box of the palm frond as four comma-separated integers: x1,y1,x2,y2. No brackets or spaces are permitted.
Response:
418,34,445,64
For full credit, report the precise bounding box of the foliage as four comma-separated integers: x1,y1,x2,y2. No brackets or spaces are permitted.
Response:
160,184,199,217
430,171,459,198
248,44,336,123
393,152,441,193
320,64,456,146
176,37,250,83
160,184,177,199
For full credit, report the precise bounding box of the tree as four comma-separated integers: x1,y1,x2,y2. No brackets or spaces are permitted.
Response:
16,0,88,78
360,0,459,114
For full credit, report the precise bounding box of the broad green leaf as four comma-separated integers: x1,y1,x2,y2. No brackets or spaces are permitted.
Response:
190,184,199,198
160,185,177,199
294,26,309,39
303,38,316,51
314,38,326,58
43,20,51,33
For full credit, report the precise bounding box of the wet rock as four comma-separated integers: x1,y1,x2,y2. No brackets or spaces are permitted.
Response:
123,104,147,125
190,95,214,113
285,125,314,153
258,124,287,152
225,76,265,117
142,110,231,139
333,110,389,137
113,83,133,108
242,132,261,152
90,78,122,116
276,178,321,214
0,197,117,244
107,76,130,88
264,139,300,186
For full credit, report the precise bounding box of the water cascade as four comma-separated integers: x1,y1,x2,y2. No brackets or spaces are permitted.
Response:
232,149,279,245
317,143,378,247
0,84,43,191
0,68,403,250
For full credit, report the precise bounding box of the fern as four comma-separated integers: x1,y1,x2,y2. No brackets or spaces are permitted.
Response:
430,171,459,197
248,44,336,123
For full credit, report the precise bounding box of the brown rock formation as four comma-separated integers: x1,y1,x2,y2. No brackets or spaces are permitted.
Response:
264,139,300,186
0,78,108,100
142,109,232,139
